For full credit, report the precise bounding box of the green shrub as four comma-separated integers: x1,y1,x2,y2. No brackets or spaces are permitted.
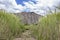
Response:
0,11,25,40
31,13,60,40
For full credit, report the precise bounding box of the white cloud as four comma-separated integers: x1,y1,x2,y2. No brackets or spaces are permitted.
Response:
23,0,60,15
0,0,25,13
0,0,60,15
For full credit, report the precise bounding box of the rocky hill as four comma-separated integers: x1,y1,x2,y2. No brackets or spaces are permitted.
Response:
14,12,42,24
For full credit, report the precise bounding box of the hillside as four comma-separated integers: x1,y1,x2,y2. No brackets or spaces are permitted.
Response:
14,12,42,24
0,10,60,40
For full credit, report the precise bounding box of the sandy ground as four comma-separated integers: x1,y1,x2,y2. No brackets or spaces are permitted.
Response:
14,30,36,40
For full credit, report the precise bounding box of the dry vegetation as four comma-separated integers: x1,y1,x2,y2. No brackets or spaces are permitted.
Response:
0,11,25,40
30,13,60,40
0,11,60,40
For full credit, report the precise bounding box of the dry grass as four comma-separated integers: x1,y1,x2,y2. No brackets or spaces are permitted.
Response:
0,11,25,40
30,13,60,40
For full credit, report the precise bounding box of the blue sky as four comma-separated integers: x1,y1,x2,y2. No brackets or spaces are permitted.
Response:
16,0,29,4
16,0,36,6
0,0,60,15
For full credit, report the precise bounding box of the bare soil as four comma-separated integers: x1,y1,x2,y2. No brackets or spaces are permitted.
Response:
14,30,36,40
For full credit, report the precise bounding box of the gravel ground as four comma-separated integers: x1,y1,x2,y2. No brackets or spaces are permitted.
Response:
14,30,36,40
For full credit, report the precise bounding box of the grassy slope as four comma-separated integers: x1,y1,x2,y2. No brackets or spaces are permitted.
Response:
30,13,60,40
0,11,25,40
0,11,60,40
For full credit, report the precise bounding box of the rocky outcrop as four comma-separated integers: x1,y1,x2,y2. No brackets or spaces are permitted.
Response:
14,12,42,24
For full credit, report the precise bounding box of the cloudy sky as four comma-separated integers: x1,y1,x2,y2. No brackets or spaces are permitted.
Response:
0,0,60,15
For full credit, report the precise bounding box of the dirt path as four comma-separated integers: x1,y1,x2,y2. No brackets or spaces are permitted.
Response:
14,30,36,40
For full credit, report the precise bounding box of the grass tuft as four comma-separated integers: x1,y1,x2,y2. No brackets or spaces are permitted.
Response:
0,11,25,40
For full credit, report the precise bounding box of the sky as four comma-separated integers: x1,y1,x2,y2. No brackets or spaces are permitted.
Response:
0,0,60,15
